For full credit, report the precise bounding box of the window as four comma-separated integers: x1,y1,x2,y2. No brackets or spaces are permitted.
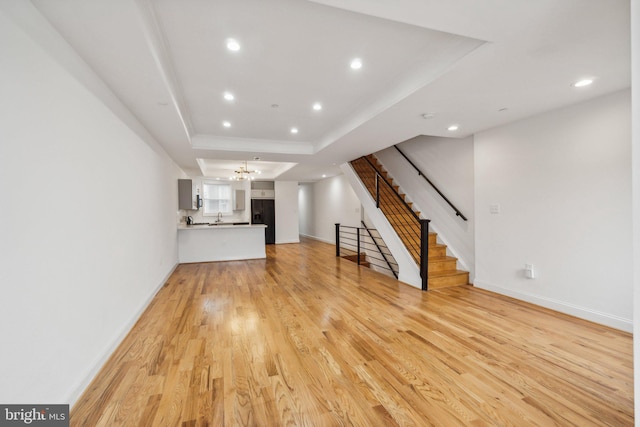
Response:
202,182,232,216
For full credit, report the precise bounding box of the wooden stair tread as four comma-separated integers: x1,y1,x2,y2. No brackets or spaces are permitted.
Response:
342,253,365,260
428,256,457,262
341,254,371,268
428,269,468,278
428,244,447,258
427,270,469,289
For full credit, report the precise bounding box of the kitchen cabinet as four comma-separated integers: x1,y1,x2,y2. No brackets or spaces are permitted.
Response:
234,189,246,211
178,179,200,210
250,189,275,199
178,224,266,263
251,181,275,199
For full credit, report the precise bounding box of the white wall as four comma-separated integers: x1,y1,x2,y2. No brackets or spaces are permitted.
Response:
474,89,632,331
298,183,315,236
0,10,182,405
275,181,300,244
630,0,639,419
299,175,361,243
375,136,475,280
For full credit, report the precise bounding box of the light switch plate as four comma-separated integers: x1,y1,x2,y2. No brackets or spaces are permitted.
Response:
524,264,535,279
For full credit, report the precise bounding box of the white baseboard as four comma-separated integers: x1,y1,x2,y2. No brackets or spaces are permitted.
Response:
474,280,632,332
300,233,334,245
276,239,300,244
66,262,179,408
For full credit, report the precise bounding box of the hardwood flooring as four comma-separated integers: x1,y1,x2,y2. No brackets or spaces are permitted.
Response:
71,238,633,426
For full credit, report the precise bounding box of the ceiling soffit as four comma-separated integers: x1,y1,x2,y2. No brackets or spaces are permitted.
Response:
138,0,485,156
22,0,630,181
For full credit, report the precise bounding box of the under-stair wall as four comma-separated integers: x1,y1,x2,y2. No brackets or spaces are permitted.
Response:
375,136,475,281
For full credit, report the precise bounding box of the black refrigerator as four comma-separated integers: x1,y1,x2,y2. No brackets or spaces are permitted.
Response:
251,199,275,244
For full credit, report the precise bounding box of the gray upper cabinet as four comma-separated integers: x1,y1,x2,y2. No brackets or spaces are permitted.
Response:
178,179,194,210
250,181,275,199
234,189,246,211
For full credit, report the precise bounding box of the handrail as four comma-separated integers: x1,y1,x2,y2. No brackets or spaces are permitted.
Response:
361,220,398,279
361,156,420,221
393,145,467,221
335,223,399,278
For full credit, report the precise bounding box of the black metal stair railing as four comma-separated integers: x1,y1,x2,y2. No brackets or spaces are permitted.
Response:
335,223,398,278
393,145,467,221
349,156,431,290
360,220,398,279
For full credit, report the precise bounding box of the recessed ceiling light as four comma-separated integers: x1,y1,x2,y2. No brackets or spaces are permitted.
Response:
350,58,362,70
226,38,240,51
322,174,327,178
290,127,299,134
223,121,231,128
573,79,593,88
313,102,322,111
223,91,235,101
447,124,459,131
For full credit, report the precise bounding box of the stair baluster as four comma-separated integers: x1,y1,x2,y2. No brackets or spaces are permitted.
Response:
335,223,399,277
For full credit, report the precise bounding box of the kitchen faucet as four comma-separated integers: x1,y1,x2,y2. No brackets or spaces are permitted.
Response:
216,211,223,223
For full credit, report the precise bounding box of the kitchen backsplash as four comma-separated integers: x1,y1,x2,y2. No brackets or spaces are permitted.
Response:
178,208,250,225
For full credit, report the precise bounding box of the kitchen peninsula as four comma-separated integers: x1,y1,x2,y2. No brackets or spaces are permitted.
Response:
178,223,267,263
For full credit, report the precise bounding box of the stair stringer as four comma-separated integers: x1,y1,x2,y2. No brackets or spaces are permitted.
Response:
340,163,422,289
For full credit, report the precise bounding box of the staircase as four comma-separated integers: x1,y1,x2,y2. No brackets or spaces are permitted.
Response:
350,155,469,289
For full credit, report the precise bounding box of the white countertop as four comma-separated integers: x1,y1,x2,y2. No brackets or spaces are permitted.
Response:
178,223,267,230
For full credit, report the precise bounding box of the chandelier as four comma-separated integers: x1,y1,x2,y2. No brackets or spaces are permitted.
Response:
233,161,261,180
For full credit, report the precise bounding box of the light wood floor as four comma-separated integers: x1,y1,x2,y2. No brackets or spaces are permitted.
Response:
71,238,633,426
